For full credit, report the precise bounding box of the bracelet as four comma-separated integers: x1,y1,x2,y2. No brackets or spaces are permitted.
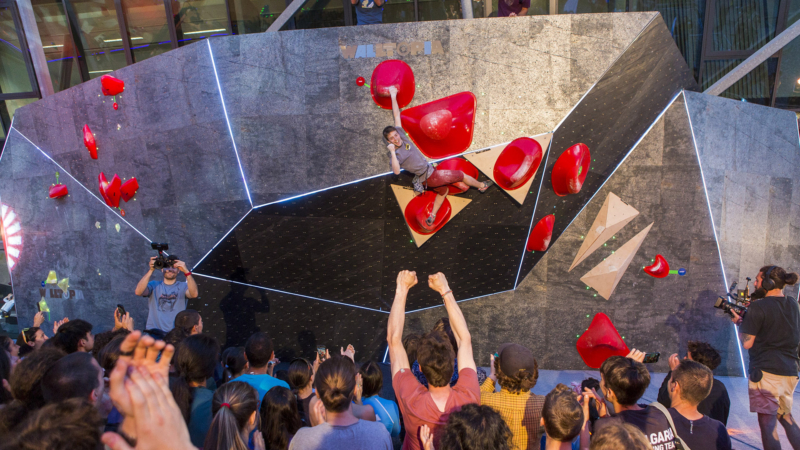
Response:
441,290,452,299
184,271,192,277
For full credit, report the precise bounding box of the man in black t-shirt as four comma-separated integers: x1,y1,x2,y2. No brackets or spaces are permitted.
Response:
732,265,800,450
666,359,731,449
657,341,730,425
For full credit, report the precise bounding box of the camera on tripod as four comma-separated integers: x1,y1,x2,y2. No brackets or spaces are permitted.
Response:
151,243,177,270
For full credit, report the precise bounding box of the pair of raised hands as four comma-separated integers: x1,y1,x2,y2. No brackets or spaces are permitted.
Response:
397,271,450,295
33,312,68,334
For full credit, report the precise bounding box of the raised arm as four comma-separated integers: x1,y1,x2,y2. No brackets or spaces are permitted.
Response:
389,86,402,127
428,273,475,372
174,260,198,298
387,270,417,378
134,257,156,296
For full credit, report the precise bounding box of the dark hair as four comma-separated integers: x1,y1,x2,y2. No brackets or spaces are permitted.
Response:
402,334,421,364
1,335,14,354
260,386,302,450
417,330,455,388
17,327,40,357
383,126,398,140
358,360,383,398
439,403,512,450
589,421,651,450
760,265,799,290
50,319,93,354
542,384,583,442
433,318,458,353
165,327,190,348
203,381,259,450
0,348,66,434
91,328,129,361
175,309,201,334
1,398,103,450
97,335,127,376
0,347,11,405
314,356,356,413
245,332,274,369
687,341,721,371
494,356,538,394
671,359,713,405
172,334,220,423
287,358,313,392
221,347,248,383
599,356,650,406
42,352,101,404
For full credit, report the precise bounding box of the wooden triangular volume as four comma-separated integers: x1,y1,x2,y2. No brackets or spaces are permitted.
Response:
569,193,639,272
390,185,471,248
580,222,653,300
463,132,553,205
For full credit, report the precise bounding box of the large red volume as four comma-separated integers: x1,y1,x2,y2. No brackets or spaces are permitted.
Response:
83,125,97,159
48,184,68,199
644,254,670,278
576,313,630,369
526,214,554,252
433,158,479,194
371,60,415,110
98,173,122,208
120,178,139,202
494,137,543,190
100,75,125,96
99,173,110,205
400,92,477,159
551,143,590,196
404,191,452,234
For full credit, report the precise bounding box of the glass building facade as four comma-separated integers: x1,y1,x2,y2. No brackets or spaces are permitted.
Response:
1,0,800,139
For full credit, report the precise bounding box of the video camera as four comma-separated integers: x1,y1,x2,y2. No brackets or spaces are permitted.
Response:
714,280,749,319
151,243,177,270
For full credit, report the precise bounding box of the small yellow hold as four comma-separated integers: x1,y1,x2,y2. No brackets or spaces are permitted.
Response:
95,222,101,229
115,224,121,232
45,270,57,284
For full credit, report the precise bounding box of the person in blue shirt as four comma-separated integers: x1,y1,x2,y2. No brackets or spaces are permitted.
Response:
232,332,289,404
358,360,401,437
351,0,384,25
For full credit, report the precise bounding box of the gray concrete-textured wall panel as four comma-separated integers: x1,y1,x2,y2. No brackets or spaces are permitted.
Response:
685,91,800,292
208,13,657,206
406,94,742,376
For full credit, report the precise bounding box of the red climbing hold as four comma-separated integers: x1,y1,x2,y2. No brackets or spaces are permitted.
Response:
576,313,630,369
120,209,126,217
371,60,415,110
551,143,590,196
83,125,97,159
113,102,119,110
434,158,479,194
494,137,543,191
120,178,139,202
404,191,452,235
644,254,670,278
48,184,68,199
100,74,125,96
400,92,477,159
356,76,366,87
98,173,122,208
526,214,554,252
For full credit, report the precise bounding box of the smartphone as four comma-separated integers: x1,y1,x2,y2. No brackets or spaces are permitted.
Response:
116,304,126,316
643,352,660,363
37,302,41,312
317,345,327,362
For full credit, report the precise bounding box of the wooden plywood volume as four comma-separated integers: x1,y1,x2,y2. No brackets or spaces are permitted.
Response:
580,222,653,300
390,185,471,247
463,132,552,205
569,193,639,272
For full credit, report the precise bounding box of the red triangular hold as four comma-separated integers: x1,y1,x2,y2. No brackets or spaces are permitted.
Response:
120,177,139,202
576,313,629,369
98,173,111,205
83,125,97,159
105,175,122,208
400,92,477,159
526,214,554,252
48,184,68,199
552,143,590,196
101,74,125,96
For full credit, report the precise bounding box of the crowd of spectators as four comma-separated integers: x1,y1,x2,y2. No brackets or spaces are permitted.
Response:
0,271,736,450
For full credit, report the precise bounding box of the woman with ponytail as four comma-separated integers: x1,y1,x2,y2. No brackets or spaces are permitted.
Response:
289,356,391,450
733,265,800,450
221,347,249,384
287,356,319,425
170,334,221,448
260,386,302,450
203,381,264,450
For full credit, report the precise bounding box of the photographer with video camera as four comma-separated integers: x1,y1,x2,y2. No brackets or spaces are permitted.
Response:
134,243,198,334
730,265,800,450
